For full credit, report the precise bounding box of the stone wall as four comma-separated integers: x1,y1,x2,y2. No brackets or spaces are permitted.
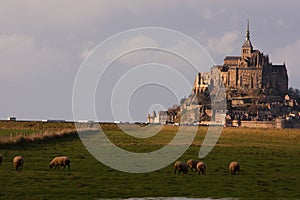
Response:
231,120,276,128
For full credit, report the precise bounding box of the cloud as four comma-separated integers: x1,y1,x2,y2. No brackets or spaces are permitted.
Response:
168,40,214,71
271,39,300,68
201,7,226,20
78,41,96,60
274,19,285,27
202,8,214,19
105,34,159,63
0,34,66,82
0,0,187,36
271,39,300,87
205,31,240,56
80,49,92,60
104,32,213,73
271,39,300,66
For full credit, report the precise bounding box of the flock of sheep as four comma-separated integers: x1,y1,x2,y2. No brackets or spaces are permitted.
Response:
0,153,70,171
1,153,239,175
174,159,240,175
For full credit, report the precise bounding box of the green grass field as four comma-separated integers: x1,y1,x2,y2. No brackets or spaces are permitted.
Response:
0,122,300,199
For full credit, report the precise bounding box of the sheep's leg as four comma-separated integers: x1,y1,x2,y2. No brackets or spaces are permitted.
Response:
234,168,238,175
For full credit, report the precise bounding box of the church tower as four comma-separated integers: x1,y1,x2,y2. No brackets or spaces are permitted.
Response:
241,19,253,59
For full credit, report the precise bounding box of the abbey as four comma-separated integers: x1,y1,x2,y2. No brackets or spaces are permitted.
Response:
194,20,288,97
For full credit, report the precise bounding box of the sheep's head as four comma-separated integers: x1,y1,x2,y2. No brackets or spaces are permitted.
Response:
49,163,54,168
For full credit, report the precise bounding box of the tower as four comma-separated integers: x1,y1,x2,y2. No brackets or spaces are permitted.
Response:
241,19,253,59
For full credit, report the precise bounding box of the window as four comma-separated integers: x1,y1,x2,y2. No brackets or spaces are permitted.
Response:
243,49,249,53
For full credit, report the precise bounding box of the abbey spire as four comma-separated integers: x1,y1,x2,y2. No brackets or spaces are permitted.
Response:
246,19,250,41
242,19,253,58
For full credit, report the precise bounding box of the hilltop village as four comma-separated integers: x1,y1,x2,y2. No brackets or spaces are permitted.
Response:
148,22,300,128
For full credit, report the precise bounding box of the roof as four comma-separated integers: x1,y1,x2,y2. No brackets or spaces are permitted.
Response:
272,65,287,73
224,56,240,60
272,64,285,68
242,39,252,48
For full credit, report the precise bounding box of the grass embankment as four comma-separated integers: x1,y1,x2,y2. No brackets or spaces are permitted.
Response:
0,121,300,199
0,121,77,144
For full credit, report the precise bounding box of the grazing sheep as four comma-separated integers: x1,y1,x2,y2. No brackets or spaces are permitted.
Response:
187,159,198,172
174,161,188,174
229,161,240,175
196,162,206,175
0,154,3,165
49,156,70,170
13,156,24,171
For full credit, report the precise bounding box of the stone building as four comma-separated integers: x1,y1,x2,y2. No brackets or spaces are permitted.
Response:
193,72,210,94
206,20,288,97
192,20,288,100
147,108,179,124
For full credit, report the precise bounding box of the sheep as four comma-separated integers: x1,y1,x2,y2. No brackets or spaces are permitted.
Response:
174,161,188,174
196,162,206,175
187,159,199,172
229,161,240,175
13,156,24,171
49,156,70,170
0,154,3,165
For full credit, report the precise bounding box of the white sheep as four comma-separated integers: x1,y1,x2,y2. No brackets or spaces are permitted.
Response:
229,161,240,175
49,156,70,170
0,154,3,165
174,161,188,174
187,159,198,172
196,161,206,175
13,156,24,171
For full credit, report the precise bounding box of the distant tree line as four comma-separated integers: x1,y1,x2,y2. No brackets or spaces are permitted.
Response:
288,87,300,102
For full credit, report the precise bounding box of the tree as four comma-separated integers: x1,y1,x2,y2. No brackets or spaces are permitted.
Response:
180,96,187,104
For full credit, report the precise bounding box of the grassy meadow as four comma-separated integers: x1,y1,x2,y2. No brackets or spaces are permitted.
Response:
0,121,300,199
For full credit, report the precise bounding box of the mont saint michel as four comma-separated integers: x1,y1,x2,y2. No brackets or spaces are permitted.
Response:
148,21,300,128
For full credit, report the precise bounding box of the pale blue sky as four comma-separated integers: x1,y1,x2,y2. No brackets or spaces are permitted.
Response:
0,0,299,121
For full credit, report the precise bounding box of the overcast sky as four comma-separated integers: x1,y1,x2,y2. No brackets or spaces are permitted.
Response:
0,0,299,122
